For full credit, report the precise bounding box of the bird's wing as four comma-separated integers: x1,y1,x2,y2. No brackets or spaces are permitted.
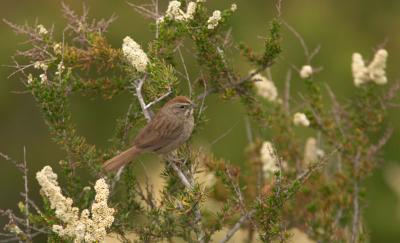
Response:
133,114,182,152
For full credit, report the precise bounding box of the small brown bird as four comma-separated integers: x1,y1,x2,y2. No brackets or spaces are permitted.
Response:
103,96,195,172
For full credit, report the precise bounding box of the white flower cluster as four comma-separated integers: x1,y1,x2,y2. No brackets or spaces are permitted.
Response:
122,36,149,73
260,141,279,178
252,73,278,102
207,10,222,29
55,61,65,76
34,61,48,71
27,74,34,84
300,65,313,79
352,49,388,86
53,43,62,55
36,24,48,35
36,166,115,243
230,4,237,12
303,137,324,166
33,61,49,84
159,1,198,23
293,112,310,127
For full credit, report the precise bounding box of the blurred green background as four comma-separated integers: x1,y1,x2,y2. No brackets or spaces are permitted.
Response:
0,0,399,242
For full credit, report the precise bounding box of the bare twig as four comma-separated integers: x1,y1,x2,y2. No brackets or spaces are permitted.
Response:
111,165,125,191
127,2,160,20
351,149,361,243
197,73,207,120
177,46,192,98
367,127,394,158
325,84,346,139
197,65,268,101
134,75,152,122
145,90,172,110
283,69,292,114
244,117,253,144
210,121,239,146
282,20,309,60
169,162,192,188
275,0,283,17
219,210,255,243
23,147,31,240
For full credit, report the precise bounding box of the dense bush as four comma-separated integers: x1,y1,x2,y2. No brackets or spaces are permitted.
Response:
1,1,399,242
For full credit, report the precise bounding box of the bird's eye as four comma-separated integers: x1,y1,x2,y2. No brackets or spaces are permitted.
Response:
178,105,186,109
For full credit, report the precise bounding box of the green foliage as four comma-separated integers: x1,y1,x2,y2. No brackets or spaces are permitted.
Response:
2,1,399,243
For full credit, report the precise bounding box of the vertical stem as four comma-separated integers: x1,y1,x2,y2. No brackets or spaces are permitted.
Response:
23,147,31,240
351,149,361,243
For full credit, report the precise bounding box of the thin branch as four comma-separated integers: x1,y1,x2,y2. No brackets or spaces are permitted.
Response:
111,165,125,191
351,149,361,243
283,69,292,114
197,73,207,120
367,127,394,158
219,210,255,243
23,147,31,240
134,75,151,122
177,46,192,99
282,20,309,60
325,84,346,139
244,117,253,144
169,162,192,188
210,121,239,146
144,90,172,110
197,65,268,101
127,2,159,20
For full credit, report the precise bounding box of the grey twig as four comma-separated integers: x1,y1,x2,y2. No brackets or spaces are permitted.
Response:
283,69,292,114
134,75,152,122
367,127,394,158
177,46,192,98
325,84,346,139
23,147,31,240
197,65,268,101
145,90,172,110
219,210,255,243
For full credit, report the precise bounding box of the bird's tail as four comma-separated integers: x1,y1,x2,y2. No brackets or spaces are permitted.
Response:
102,146,141,172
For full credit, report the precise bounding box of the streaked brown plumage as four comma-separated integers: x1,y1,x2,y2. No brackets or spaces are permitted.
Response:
103,96,195,172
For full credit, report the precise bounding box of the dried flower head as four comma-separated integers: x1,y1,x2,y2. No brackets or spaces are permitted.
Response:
303,137,324,166
36,24,48,35
207,10,222,29
352,49,388,86
53,43,62,55
260,141,279,178
165,1,187,21
230,4,237,12
352,53,369,86
252,73,278,102
300,65,313,79
122,36,149,73
39,73,48,84
27,74,33,84
161,1,197,22
186,2,197,19
34,61,48,71
368,49,388,85
36,166,115,242
55,61,65,76
293,112,310,127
